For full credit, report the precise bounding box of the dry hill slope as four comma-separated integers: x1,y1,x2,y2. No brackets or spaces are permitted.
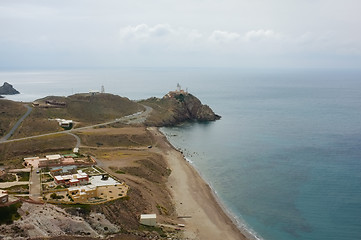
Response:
12,93,144,138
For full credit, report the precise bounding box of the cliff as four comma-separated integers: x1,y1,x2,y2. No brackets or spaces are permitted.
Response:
141,91,221,126
0,82,20,95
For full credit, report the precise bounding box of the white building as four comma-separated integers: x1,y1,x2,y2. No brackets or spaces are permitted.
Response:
89,90,100,96
46,154,62,161
0,190,8,204
54,172,89,186
140,214,157,227
59,120,73,128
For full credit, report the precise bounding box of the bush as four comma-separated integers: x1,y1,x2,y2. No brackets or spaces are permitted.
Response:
0,202,22,225
17,172,30,181
174,93,185,102
50,193,64,199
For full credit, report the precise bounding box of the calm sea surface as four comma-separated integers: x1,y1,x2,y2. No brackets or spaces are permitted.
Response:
1,68,361,240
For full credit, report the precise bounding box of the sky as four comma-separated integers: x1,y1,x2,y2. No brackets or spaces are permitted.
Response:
0,0,361,70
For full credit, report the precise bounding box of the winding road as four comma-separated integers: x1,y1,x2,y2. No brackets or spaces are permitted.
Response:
66,132,81,148
0,105,32,142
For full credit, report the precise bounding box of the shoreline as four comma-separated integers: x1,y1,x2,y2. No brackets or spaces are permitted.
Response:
149,127,255,240
182,155,262,240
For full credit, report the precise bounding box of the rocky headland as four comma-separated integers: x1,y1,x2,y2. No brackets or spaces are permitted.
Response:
141,90,221,126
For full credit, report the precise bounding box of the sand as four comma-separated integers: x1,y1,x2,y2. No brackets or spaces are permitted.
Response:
148,127,248,240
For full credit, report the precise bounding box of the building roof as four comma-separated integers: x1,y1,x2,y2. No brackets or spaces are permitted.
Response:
140,214,157,219
78,172,88,178
24,157,39,161
60,120,72,124
62,158,75,164
46,154,62,160
69,185,96,192
54,173,88,182
89,175,119,186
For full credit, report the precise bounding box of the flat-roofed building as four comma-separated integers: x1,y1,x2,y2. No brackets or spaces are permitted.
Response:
140,214,157,227
68,185,97,203
46,154,62,161
54,173,89,186
59,120,72,128
0,190,8,204
24,156,40,161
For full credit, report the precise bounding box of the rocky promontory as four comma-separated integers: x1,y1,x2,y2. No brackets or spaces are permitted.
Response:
0,82,20,95
141,90,221,126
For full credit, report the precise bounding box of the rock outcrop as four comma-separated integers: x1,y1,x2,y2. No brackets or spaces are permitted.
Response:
0,82,20,95
142,91,221,126
180,93,221,121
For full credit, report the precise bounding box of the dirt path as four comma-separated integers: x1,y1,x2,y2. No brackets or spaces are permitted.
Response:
0,181,29,188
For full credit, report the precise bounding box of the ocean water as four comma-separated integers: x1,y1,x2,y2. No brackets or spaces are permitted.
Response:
1,68,361,240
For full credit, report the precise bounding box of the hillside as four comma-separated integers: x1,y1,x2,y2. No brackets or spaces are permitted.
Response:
12,93,144,138
0,100,27,137
36,93,144,123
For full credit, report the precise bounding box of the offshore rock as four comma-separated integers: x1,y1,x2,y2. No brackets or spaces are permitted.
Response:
0,82,20,95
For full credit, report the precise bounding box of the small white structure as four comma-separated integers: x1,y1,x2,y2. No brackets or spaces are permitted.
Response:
140,214,157,227
73,147,79,153
59,120,72,128
51,118,73,128
89,90,100,96
0,190,8,204
24,156,40,161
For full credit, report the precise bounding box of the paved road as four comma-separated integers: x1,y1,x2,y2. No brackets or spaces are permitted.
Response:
66,132,81,148
0,105,32,142
29,167,41,201
0,105,153,144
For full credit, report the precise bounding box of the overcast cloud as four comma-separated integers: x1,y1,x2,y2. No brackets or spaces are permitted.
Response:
0,0,360,69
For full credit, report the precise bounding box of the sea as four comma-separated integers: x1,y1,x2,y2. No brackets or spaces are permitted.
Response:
1,68,361,240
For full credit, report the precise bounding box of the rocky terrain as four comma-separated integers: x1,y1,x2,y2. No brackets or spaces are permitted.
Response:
0,202,117,239
141,92,221,126
0,82,20,95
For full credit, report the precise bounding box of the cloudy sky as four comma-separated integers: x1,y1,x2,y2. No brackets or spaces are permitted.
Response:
0,0,360,69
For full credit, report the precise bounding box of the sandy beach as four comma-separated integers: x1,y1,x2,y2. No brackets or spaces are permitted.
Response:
148,127,249,240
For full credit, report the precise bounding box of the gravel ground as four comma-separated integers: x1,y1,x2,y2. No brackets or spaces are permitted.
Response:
0,202,119,239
